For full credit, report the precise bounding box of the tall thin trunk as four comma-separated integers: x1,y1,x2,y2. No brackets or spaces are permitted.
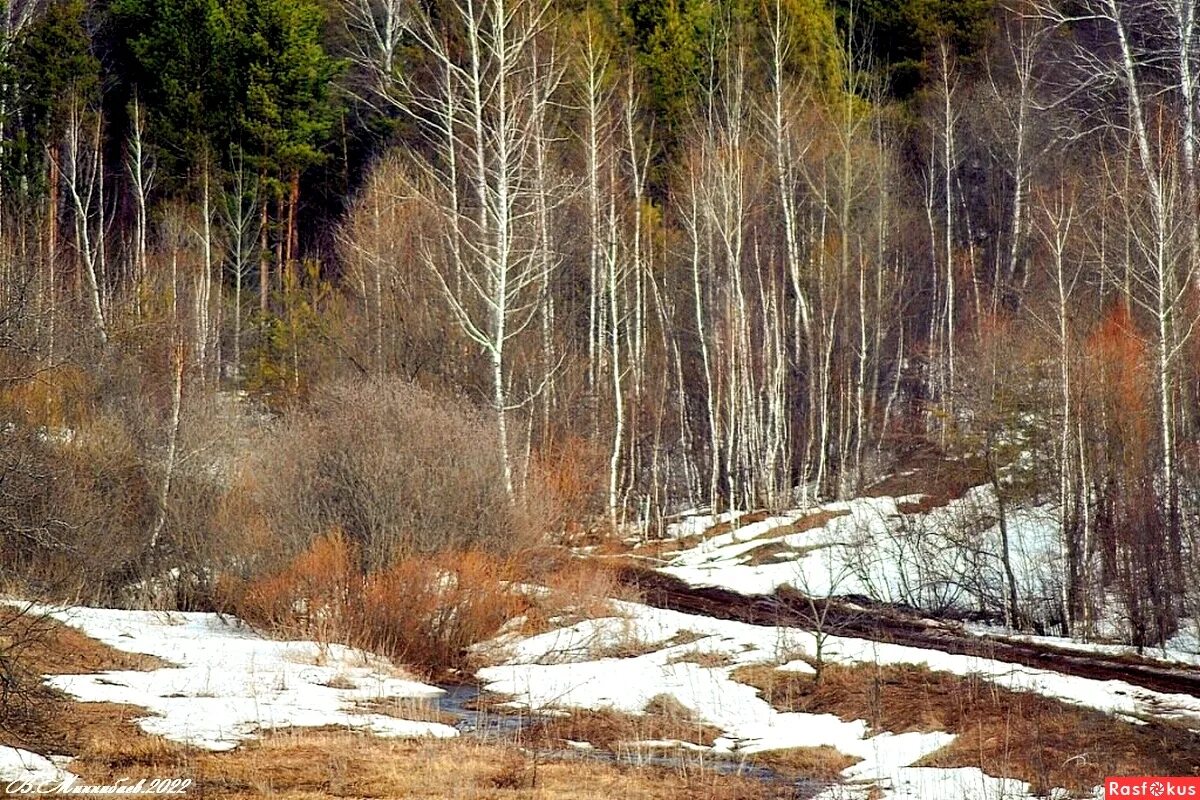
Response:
149,345,185,552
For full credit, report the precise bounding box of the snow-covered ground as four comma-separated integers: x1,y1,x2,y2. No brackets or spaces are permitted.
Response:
25,605,458,751
660,489,1066,628
6,476,1194,799
478,598,1200,799
0,746,75,784
966,624,1200,667
658,486,1200,666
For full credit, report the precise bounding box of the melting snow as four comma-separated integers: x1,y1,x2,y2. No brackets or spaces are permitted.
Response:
662,489,1067,627
0,747,75,785
479,599,1199,799
27,605,458,751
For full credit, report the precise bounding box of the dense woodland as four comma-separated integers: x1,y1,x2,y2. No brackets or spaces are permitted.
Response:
2,0,1200,649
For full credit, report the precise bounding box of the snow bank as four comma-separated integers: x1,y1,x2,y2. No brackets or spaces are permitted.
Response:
32,605,458,751
662,488,1065,625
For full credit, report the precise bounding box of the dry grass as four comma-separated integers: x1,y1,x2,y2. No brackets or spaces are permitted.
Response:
735,661,1200,794
516,556,636,636
518,694,856,784
743,542,823,567
595,536,683,561
529,696,723,752
704,511,773,539
31,711,792,799
602,508,851,566
760,510,849,540
666,649,736,668
737,512,849,567
742,747,859,780
350,697,459,726
864,448,987,513
0,609,171,757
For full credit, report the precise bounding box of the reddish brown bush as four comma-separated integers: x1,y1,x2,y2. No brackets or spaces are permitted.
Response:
222,530,629,673
357,551,530,671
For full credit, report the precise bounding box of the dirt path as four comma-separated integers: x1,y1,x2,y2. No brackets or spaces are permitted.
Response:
618,566,1200,700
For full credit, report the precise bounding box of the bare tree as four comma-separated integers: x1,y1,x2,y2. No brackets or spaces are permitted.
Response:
341,0,409,110
61,93,108,349
220,154,260,384
983,6,1053,307
402,0,561,498
1033,180,1085,632
1035,0,1200,599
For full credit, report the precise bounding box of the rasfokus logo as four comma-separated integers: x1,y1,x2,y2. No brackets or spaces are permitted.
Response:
1107,778,1200,797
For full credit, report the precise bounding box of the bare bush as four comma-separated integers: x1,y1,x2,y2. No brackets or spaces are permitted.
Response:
356,550,529,671
0,604,59,746
0,411,157,601
243,379,542,572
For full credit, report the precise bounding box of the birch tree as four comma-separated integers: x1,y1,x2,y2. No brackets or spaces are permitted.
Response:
983,6,1052,307
403,0,559,498
341,0,408,109
220,155,260,383
126,93,154,313
1037,0,1200,598
61,93,107,349
1034,180,1085,632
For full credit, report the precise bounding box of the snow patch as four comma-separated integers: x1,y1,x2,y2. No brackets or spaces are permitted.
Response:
26,604,458,751
480,599,1194,799
0,747,75,785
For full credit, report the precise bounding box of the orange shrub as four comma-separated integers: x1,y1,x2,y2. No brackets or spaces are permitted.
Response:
527,434,606,535
224,537,541,674
357,551,530,672
226,531,358,642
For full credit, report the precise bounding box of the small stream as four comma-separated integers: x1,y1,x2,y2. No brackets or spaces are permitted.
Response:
436,683,527,738
434,683,838,798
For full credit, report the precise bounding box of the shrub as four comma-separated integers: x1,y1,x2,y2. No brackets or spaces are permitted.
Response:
0,605,58,743
244,379,540,572
357,551,529,671
0,412,157,601
224,532,531,672
525,435,606,536
226,530,359,643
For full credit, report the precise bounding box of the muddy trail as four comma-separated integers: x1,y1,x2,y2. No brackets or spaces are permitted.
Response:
617,566,1200,700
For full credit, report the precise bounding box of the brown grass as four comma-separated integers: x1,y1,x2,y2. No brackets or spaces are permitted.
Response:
704,511,773,539
518,556,635,635
603,508,851,567
865,450,987,513
0,608,168,677
608,538,684,560
666,649,736,668
0,609,172,757
350,697,459,726
30,710,792,799
743,542,819,567
735,661,1200,794
498,695,856,784
743,747,859,780
737,512,848,567
529,696,724,752
6,614,792,799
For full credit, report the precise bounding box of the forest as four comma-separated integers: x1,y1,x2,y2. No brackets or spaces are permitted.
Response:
1,0,1198,655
